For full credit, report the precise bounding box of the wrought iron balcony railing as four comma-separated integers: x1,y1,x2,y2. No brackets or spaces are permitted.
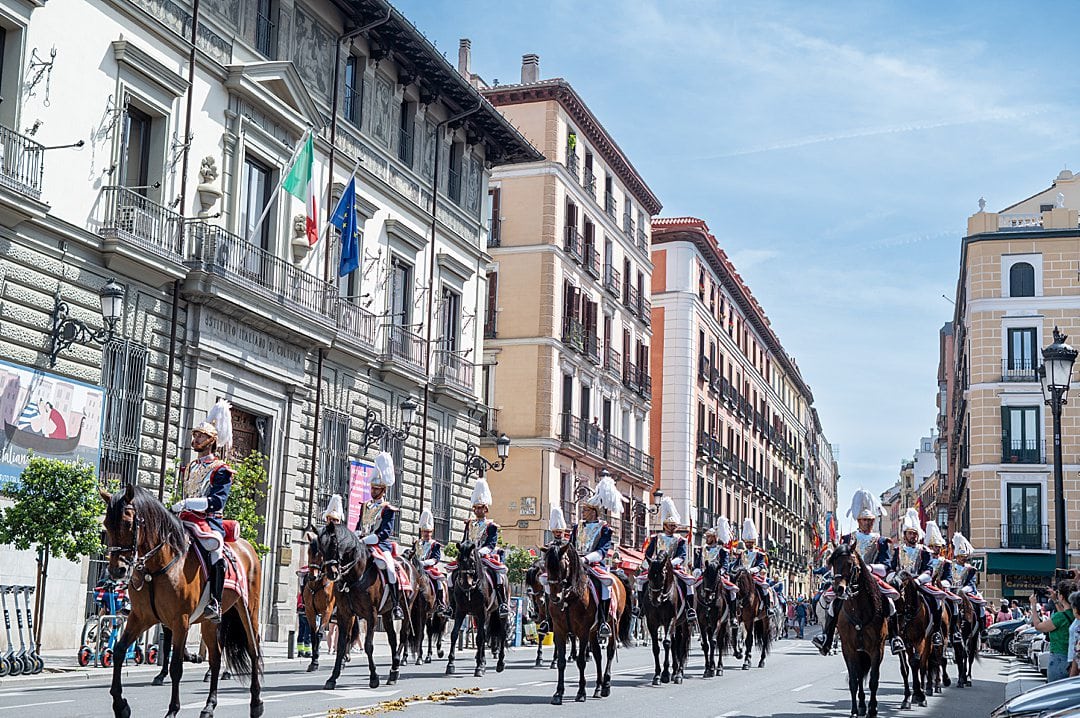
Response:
1001,437,1046,464
0,124,44,200
1000,523,1049,550
432,349,475,394
384,324,427,372
1001,358,1038,382
101,186,184,259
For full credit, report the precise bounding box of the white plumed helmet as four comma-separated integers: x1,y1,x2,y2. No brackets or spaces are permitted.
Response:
371,451,396,488
924,521,946,548
658,496,681,525
470,477,493,507
549,505,567,532
716,516,732,544
322,494,344,523
419,508,434,531
195,400,233,457
742,518,759,542
952,532,974,556
900,508,923,539
584,473,624,516
847,488,884,521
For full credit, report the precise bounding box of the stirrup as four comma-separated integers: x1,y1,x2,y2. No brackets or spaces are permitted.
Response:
598,621,611,638
890,637,905,655
686,607,697,621
205,600,222,624
498,603,509,616
539,620,550,633
931,632,943,647
812,634,830,656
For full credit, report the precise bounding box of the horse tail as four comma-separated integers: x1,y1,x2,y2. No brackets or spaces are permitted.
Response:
220,608,256,682
756,607,772,656
618,592,633,648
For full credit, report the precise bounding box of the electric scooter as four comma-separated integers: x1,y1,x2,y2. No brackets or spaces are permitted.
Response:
18,587,43,674
0,587,22,675
11,585,33,675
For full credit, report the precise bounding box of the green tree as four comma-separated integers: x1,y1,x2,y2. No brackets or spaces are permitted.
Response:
227,451,269,556
498,538,537,586
442,541,459,559
0,455,104,649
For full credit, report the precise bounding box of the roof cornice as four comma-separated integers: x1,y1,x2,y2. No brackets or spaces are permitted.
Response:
482,79,662,215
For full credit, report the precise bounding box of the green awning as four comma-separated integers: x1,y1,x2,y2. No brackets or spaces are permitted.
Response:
986,552,1057,576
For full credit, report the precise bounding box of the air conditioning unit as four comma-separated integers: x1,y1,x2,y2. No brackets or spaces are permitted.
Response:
116,204,158,241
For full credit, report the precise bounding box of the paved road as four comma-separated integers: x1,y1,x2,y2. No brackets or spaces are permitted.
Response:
0,636,1015,717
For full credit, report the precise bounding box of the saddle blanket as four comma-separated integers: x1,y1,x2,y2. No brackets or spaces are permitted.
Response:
821,574,899,601
584,562,613,582
961,589,986,605
639,567,696,585
690,574,738,592
423,564,445,579
369,545,412,593
180,515,249,609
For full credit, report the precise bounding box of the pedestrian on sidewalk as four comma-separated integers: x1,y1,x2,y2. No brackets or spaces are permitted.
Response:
296,575,311,658
996,600,1012,624
1029,580,1076,683
795,599,807,639
1067,591,1080,678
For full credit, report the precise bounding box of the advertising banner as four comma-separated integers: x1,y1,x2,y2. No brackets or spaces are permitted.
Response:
347,459,376,527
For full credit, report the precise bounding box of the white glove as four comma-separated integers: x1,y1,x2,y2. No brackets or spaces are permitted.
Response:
584,551,603,564
422,558,437,567
479,547,492,556
749,566,760,574
917,573,931,585
671,557,683,567
171,500,186,513
692,568,702,578
869,563,886,577
172,497,209,513
362,534,379,545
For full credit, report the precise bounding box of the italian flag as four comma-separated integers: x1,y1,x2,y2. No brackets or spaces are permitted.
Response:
283,132,318,246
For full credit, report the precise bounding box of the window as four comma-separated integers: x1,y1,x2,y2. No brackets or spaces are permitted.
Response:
431,444,453,542
560,471,575,525
100,340,148,487
255,0,276,56
1006,328,1038,376
241,155,273,250
440,286,460,352
1002,406,1041,463
484,271,498,339
344,55,364,125
389,256,413,327
318,409,350,522
488,188,501,247
380,432,404,510
1009,262,1035,297
448,142,463,203
121,107,153,192
398,100,414,166
1005,483,1043,549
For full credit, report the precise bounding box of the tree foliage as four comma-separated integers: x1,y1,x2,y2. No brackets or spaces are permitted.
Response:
498,538,537,586
227,451,269,556
0,455,103,561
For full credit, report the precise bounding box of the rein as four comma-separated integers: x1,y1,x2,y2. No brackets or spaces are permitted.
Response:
108,507,190,623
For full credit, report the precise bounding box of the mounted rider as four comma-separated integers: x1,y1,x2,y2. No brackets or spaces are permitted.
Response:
925,521,963,644
567,471,623,641
414,508,451,617
737,518,771,610
637,496,697,621
536,505,569,632
814,489,905,656
322,493,344,526
693,517,738,603
463,477,510,617
354,451,405,620
888,508,944,647
950,532,988,639
171,400,234,624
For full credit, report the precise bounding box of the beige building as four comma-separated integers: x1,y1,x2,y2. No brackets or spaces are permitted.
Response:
948,171,1080,603
474,51,662,551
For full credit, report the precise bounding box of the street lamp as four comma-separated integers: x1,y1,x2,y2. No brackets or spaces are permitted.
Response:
47,279,126,366
361,395,418,452
632,488,664,520
464,433,511,480
1038,327,1077,570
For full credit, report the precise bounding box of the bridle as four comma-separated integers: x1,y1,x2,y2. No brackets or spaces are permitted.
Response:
106,505,184,589
831,548,862,601
453,543,480,596
547,544,581,609
647,553,673,605
320,527,359,585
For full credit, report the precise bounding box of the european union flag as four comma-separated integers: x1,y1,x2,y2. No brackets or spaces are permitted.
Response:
330,178,360,278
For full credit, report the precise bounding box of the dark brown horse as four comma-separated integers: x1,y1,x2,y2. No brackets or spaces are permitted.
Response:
317,522,409,690
402,548,442,666
100,485,263,718
731,566,771,671
524,558,578,668
640,552,690,685
302,534,337,672
954,591,980,687
445,541,506,677
695,559,732,678
894,571,932,709
828,541,885,718
544,541,630,705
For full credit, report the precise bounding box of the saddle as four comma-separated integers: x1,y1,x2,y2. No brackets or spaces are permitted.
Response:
179,513,249,609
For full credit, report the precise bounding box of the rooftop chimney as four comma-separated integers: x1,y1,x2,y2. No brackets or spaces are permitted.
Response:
458,38,472,79
521,53,540,84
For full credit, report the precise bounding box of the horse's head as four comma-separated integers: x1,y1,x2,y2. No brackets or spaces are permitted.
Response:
544,541,580,607
454,540,479,591
316,522,361,583
100,485,138,580
828,539,862,600
646,551,673,604
701,560,720,600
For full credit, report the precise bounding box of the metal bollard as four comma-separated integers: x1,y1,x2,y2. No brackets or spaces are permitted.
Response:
287,629,295,659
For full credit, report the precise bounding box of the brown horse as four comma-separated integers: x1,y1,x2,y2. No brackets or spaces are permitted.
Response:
402,548,441,666
954,591,980,687
640,552,691,685
524,558,578,668
543,541,630,705
100,485,263,718
894,571,932,709
731,566,771,671
695,559,732,678
317,522,409,690
828,541,886,718
302,534,336,673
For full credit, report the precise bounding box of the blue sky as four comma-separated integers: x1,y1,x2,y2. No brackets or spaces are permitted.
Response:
397,0,1080,521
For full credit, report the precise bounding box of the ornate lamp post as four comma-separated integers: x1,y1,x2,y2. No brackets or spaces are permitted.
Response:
361,396,418,453
1038,327,1077,569
47,279,125,366
464,433,511,480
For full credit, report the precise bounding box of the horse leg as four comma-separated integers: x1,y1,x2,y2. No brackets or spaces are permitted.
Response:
847,659,860,718
601,628,615,698
569,633,577,662
898,646,912,710
551,631,566,705
732,620,743,660
153,625,171,686
672,626,685,684
473,612,487,678
660,625,672,683
536,629,545,668
591,636,603,698
199,623,221,718
574,634,589,702
867,653,881,718
386,615,400,685
496,616,506,673
857,661,867,716
108,613,150,718
757,620,767,668
742,621,752,670
650,623,662,685
446,614,463,675
166,620,189,718
324,614,352,691
363,617,380,689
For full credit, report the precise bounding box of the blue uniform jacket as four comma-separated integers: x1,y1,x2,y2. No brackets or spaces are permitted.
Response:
416,539,443,563
694,545,729,571
840,532,894,569
645,534,687,563
188,458,232,536
569,522,613,560
892,545,932,576
955,563,979,590
357,504,397,552
930,556,954,583
462,520,500,551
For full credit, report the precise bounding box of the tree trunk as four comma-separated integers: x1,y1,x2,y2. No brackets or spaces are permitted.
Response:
33,544,49,651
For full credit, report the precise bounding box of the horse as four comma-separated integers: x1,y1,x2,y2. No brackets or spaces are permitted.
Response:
524,558,577,668
894,571,932,709
827,541,886,718
954,590,980,687
543,541,630,705
928,601,952,694
302,533,337,672
695,559,732,678
150,626,205,686
731,567,771,671
640,551,691,685
100,485,263,718
445,540,506,677
316,521,408,690
401,547,442,666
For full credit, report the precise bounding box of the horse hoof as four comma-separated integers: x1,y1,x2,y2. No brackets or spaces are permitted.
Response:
306,662,318,673
437,649,444,658
652,676,660,686
151,675,165,687
742,663,750,671
446,664,455,675
369,676,380,689
496,662,505,673
673,675,683,685
535,659,543,668
601,685,610,698
551,695,563,706
575,694,586,703
758,661,766,669
900,700,911,710
919,699,927,707
324,679,336,690
387,675,398,686
660,672,670,684
593,688,602,698
200,710,214,718
116,700,131,718
474,667,484,678
425,656,432,664
549,660,557,670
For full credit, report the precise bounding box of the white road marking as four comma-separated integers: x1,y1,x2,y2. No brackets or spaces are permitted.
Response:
518,680,545,685
0,700,74,711
716,712,741,717
792,682,813,692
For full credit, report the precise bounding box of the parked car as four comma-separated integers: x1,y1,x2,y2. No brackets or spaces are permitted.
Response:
1037,647,1050,676
987,619,1026,653
991,676,1080,718
1028,635,1047,664
1012,626,1039,658
1044,709,1080,718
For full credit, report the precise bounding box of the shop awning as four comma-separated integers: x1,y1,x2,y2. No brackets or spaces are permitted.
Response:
986,552,1056,576
618,545,645,571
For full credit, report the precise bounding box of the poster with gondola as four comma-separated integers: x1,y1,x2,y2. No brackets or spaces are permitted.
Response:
0,359,105,489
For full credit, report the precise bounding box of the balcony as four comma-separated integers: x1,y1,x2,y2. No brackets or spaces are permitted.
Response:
641,297,652,327
561,316,585,353
604,192,616,218
566,150,579,180
624,283,640,313
584,329,601,365
99,186,187,283
622,359,639,392
483,312,497,339
1002,437,1046,464
398,125,414,167
0,124,44,201
603,263,621,296
488,217,501,248
559,412,654,482
1000,523,1049,550
584,247,600,279
636,228,648,252
698,355,711,380
448,167,462,203
623,213,635,239
335,299,379,352
480,406,500,437
432,349,475,395
1002,358,1037,382
564,226,582,263
383,324,427,374
604,346,621,379
709,367,720,394
255,5,276,56
583,167,596,199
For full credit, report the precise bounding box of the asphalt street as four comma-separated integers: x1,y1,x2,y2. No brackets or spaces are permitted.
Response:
0,634,1015,717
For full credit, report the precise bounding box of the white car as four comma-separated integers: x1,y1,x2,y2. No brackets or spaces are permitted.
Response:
1037,646,1050,676
1029,635,1047,664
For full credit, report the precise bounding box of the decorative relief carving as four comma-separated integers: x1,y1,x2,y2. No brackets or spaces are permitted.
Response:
372,77,392,147
127,0,232,63
292,9,332,100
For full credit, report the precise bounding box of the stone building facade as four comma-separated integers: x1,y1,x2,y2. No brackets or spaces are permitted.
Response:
947,171,1080,603
0,0,537,647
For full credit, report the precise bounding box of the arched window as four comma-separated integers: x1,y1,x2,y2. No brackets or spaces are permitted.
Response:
1009,262,1035,297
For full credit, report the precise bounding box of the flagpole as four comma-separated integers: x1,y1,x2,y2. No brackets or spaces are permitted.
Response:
319,155,362,246
246,127,311,243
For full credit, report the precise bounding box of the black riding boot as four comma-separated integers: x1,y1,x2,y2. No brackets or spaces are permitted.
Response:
389,581,405,620
949,602,962,643
887,614,906,655
597,598,612,640
632,587,645,617
930,598,944,647
494,582,509,616
685,589,697,622
813,606,838,656
439,585,453,618
206,559,226,623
